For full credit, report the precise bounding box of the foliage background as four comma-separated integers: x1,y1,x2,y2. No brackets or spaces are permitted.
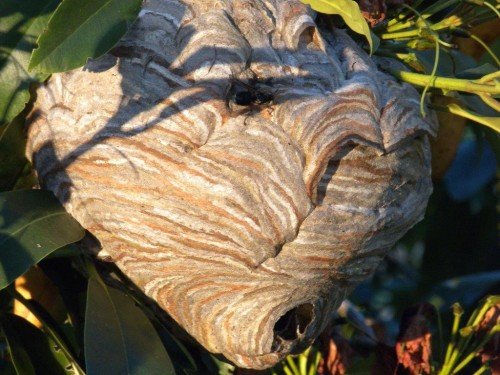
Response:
0,0,499,374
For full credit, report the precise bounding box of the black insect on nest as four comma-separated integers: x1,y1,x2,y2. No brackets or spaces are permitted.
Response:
225,76,275,112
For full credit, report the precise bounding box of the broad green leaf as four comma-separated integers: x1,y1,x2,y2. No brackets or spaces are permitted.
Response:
30,253,86,356
29,0,142,73
85,276,176,375
0,189,85,290
0,314,73,375
455,63,498,80
414,49,477,76
300,0,374,53
0,0,58,126
0,114,27,191
370,30,380,55
47,243,82,259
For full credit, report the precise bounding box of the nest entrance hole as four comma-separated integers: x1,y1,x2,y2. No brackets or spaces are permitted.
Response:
273,303,314,342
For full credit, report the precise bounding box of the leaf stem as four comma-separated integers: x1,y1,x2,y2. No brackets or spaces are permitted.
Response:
420,0,462,16
444,304,464,365
299,347,309,375
310,349,321,375
419,41,440,115
469,33,500,67
479,93,500,113
286,355,300,375
452,325,500,374
472,363,490,375
482,0,500,18
431,102,500,132
387,70,500,94
385,0,426,28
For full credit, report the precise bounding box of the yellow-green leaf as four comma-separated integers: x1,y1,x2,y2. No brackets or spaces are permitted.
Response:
447,103,500,133
85,275,176,375
300,0,375,53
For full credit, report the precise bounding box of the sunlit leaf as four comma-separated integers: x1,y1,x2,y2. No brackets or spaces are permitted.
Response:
0,313,72,375
209,355,235,375
446,103,500,132
12,287,80,365
85,276,176,375
458,93,499,118
0,0,58,126
0,190,85,290
300,0,374,53
29,0,142,73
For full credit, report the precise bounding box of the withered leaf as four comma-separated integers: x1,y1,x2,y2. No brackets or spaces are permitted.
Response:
395,303,434,375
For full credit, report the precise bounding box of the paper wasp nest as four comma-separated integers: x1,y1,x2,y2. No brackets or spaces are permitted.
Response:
26,0,437,369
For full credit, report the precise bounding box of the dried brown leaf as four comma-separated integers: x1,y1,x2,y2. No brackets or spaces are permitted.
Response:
395,303,434,375
317,326,353,375
478,305,500,375
357,0,387,27
355,0,413,26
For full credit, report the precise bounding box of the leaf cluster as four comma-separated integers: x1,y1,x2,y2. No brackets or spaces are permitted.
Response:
0,0,498,374
305,0,500,133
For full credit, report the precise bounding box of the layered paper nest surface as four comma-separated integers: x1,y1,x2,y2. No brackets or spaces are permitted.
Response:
26,0,437,369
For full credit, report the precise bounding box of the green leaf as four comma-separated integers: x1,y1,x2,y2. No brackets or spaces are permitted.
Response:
0,115,27,191
0,0,58,126
11,288,78,360
47,243,82,259
29,0,142,73
157,328,199,374
300,0,374,53
370,30,380,54
85,276,176,375
0,189,85,290
0,314,73,375
445,103,500,132
458,93,499,118
210,355,235,375
414,49,477,76
158,329,200,374
455,63,498,80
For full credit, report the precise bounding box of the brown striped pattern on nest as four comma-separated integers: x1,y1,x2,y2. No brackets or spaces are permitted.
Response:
26,0,437,369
